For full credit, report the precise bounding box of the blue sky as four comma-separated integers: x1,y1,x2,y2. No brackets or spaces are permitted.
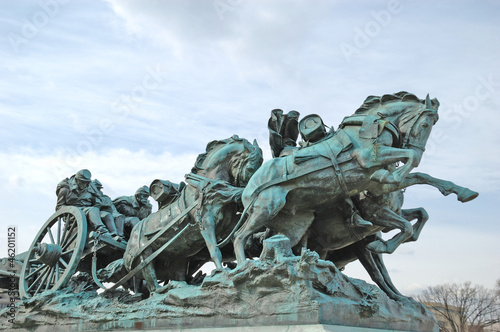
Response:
0,0,499,295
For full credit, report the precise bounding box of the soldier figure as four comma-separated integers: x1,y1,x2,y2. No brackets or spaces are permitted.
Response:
113,186,153,238
56,169,121,240
89,179,127,242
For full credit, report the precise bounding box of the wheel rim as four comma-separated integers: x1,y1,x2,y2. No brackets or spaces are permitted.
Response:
19,206,87,299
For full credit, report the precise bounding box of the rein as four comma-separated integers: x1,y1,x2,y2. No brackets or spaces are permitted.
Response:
399,109,435,152
340,107,434,152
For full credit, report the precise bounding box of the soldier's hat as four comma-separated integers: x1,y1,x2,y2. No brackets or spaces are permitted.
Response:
75,169,92,182
93,179,103,189
299,114,327,143
135,185,150,196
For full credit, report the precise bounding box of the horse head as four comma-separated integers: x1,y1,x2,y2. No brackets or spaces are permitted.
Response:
398,94,439,165
356,91,439,166
237,139,263,186
191,135,263,186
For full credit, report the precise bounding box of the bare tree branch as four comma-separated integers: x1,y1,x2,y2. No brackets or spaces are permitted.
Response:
417,281,500,332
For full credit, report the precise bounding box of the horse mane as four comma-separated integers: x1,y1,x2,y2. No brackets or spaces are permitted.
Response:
354,91,440,115
191,135,252,174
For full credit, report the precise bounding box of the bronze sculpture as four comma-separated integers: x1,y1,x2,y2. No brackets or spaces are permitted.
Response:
9,92,479,331
113,186,153,240
55,169,119,241
232,92,442,268
117,135,263,293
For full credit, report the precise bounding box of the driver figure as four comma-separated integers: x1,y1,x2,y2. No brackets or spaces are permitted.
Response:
56,169,120,240
113,186,153,238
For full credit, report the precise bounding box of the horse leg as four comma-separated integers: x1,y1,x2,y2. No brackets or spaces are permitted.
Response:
296,228,311,255
269,210,316,257
364,206,413,254
351,241,406,302
398,172,479,202
199,211,223,270
318,249,330,260
354,146,418,184
401,207,429,242
139,247,161,293
233,188,287,267
371,249,404,297
273,210,316,247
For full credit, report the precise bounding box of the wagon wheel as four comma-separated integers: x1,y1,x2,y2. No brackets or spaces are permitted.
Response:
19,206,87,299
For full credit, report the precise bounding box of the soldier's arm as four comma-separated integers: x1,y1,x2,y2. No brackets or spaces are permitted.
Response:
92,195,105,209
56,187,70,211
115,202,138,217
138,203,153,219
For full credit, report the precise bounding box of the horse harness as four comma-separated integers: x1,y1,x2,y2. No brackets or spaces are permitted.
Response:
232,116,405,239
339,108,436,153
100,174,231,294
339,114,401,148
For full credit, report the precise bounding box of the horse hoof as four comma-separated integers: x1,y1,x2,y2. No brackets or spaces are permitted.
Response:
366,240,388,254
394,294,415,304
211,268,228,276
232,261,248,273
154,285,170,294
457,188,479,202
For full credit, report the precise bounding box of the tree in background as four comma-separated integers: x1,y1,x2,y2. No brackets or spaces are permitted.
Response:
418,281,500,332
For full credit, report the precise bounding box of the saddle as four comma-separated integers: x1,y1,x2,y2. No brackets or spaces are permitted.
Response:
339,114,401,148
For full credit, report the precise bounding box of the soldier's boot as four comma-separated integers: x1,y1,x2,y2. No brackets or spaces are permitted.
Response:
349,212,373,228
343,198,372,228
87,207,109,234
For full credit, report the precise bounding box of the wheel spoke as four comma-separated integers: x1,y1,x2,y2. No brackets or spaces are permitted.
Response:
46,226,55,244
60,215,71,247
61,221,77,248
45,267,55,291
22,207,85,299
27,266,49,292
35,267,50,294
62,232,77,251
58,258,68,269
61,248,75,256
57,217,62,245
26,264,45,280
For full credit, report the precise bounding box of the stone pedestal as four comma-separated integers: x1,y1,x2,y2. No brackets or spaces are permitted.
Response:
2,235,438,331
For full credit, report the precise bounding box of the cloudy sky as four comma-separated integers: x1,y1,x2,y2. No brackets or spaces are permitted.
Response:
0,0,499,295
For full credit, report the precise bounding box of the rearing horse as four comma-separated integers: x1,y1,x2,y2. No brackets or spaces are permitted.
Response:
233,92,439,267
122,135,263,293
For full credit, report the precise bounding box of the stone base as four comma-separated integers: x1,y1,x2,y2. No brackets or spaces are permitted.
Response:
167,326,414,332
2,236,438,331
0,322,426,332
32,323,424,332
176,326,408,332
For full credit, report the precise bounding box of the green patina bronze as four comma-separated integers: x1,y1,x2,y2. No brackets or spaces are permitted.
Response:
2,91,479,331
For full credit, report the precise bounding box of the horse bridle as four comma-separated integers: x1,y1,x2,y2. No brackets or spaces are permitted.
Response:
400,108,437,152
